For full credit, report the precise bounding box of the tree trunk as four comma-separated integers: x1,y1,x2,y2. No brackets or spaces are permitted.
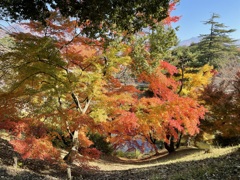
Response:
64,92,91,163
64,130,80,163
186,136,191,147
149,132,159,155
176,133,182,149
152,143,159,155
164,136,175,153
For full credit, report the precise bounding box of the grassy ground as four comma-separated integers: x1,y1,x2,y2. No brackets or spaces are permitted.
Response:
150,146,240,180
0,131,239,179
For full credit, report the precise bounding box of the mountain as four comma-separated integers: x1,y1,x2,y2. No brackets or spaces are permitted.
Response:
178,37,201,46
0,23,29,38
234,39,240,47
0,29,7,38
179,37,240,47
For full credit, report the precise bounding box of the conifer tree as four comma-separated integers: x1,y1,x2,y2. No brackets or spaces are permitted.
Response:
197,13,238,67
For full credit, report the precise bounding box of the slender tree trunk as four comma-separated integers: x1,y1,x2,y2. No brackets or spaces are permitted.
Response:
176,133,182,149
152,143,159,155
64,130,80,163
149,132,159,155
186,136,191,147
63,92,91,163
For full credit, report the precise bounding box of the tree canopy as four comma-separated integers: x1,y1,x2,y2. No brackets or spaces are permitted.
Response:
0,0,176,37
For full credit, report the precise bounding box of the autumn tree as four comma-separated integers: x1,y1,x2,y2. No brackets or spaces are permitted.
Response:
200,59,240,146
117,5,207,153
0,12,139,163
0,29,14,55
120,22,206,153
135,61,206,153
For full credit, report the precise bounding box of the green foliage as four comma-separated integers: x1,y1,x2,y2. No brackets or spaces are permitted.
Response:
0,33,15,54
0,0,171,37
169,46,214,98
170,46,199,68
130,24,178,75
116,149,142,159
0,33,70,119
195,13,239,68
213,135,240,147
87,132,113,155
149,25,178,61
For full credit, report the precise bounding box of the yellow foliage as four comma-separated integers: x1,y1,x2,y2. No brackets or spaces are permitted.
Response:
90,108,108,123
180,64,214,99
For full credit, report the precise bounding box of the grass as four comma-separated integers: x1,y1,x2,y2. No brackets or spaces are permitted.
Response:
150,145,240,180
158,145,238,164
1,129,239,179
115,149,142,159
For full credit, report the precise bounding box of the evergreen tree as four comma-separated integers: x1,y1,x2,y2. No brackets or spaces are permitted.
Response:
169,46,199,94
197,13,238,68
130,24,178,75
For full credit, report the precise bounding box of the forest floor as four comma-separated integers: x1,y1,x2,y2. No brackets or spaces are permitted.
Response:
0,136,239,180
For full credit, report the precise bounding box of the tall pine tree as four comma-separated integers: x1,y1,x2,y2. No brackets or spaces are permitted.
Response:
197,13,238,68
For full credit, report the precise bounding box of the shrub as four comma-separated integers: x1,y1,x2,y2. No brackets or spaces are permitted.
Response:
10,136,60,162
213,135,240,147
87,132,113,155
80,148,101,159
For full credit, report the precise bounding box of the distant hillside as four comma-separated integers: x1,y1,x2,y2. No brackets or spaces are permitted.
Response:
178,37,201,46
0,29,7,38
234,39,240,47
0,24,29,39
179,37,240,47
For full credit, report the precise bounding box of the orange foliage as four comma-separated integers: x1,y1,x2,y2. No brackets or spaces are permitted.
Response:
139,61,179,101
80,148,101,159
163,2,181,26
10,137,60,162
136,61,206,150
78,131,94,148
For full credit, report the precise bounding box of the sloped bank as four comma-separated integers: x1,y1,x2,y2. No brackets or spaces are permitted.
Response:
0,138,239,180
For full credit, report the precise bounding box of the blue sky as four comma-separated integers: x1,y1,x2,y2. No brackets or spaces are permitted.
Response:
171,0,240,41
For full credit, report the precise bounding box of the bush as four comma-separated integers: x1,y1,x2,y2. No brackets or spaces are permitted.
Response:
51,131,72,149
213,135,240,147
80,148,101,159
115,149,142,159
10,137,60,162
87,132,113,155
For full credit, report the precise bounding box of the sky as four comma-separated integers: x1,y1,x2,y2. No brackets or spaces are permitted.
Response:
171,0,240,41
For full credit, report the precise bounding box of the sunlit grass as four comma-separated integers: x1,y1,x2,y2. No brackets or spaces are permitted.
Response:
155,145,239,165
151,145,240,180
